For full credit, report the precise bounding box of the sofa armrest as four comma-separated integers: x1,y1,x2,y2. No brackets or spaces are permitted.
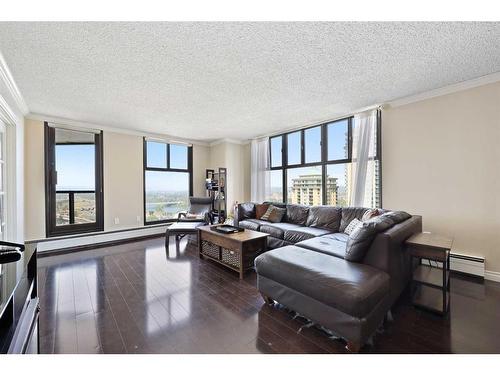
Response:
234,202,257,227
362,215,422,299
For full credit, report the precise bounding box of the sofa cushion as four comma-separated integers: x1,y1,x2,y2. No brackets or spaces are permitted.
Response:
255,246,390,318
260,222,302,239
305,206,342,232
238,219,268,231
238,202,256,220
339,207,369,232
344,215,395,262
286,204,310,225
321,232,349,242
284,226,333,243
295,236,347,259
380,210,412,225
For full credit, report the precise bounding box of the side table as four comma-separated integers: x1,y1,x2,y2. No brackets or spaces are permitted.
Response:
405,232,453,315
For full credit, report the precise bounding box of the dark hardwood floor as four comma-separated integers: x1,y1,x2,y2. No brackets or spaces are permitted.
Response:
37,237,500,354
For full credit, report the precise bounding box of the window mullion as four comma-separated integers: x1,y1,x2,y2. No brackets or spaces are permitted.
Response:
166,143,170,170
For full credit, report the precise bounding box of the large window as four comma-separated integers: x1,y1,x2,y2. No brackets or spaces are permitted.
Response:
269,114,381,208
45,123,104,237
143,139,193,224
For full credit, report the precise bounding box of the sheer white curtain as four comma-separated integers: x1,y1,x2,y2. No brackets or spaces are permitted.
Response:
350,109,377,207
250,137,270,203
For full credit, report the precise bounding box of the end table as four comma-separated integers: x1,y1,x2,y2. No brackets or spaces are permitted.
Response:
405,232,453,315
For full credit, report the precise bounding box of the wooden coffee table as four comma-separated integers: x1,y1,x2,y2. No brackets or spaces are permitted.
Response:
197,225,269,279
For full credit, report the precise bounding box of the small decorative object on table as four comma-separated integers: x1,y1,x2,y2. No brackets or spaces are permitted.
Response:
405,232,453,316
210,224,244,234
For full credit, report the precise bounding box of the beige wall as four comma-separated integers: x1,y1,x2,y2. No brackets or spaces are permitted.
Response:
208,141,251,216
24,118,45,240
103,131,144,230
383,81,500,274
193,144,211,196
23,119,220,240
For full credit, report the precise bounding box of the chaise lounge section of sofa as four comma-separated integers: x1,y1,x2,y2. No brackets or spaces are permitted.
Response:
234,202,422,352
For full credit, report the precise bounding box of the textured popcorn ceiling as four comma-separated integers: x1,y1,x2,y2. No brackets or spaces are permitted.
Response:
0,22,499,141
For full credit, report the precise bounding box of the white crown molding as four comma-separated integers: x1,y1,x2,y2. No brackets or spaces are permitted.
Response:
26,112,210,146
388,71,500,108
0,51,29,116
0,93,22,126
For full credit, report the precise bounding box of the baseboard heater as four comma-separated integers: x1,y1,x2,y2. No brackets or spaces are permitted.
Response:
424,252,485,279
29,224,169,255
450,253,485,278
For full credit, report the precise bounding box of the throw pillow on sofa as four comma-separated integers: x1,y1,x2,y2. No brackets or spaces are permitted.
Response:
344,211,411,262
344,218,362,235
362,208,382,221
255,204,270,219
261,205,286,223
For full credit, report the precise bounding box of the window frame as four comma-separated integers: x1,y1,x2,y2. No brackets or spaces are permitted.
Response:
268,113,381,206
44,122,104,237
143,138,193,225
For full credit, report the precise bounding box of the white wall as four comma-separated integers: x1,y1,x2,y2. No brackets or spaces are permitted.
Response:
383,81,500,275
0,103,25,243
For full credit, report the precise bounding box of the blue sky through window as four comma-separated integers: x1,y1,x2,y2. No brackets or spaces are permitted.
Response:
170,144,188,169
287,131,301,165
270,137,282,167
55,144,95,190
145,171,189,192
327,120,348,160
147,141,167,168
304,126,321,163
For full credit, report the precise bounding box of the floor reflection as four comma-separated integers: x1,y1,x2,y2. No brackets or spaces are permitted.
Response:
37,237,500,354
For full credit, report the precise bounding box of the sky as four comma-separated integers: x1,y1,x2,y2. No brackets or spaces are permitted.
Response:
56,145,95,190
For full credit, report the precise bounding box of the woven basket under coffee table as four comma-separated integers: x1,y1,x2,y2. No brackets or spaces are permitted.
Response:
197,225,269,279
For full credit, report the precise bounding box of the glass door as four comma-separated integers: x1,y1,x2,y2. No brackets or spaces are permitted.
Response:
45,123,104,237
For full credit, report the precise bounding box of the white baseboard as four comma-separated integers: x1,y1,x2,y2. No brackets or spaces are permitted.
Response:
34,225,168,252
485,270,500,283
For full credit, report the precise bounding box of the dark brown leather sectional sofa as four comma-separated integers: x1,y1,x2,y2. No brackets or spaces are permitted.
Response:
234,202,422,352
